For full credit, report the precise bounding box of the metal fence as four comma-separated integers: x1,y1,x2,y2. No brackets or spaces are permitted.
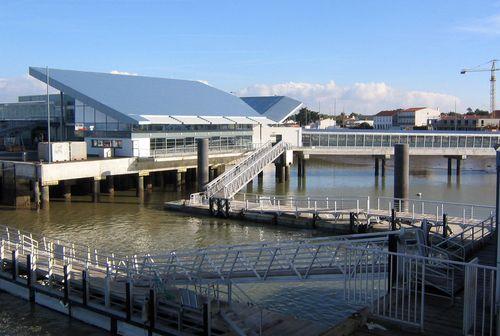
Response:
344,246,497,335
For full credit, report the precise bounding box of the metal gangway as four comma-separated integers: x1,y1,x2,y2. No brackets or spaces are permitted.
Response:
0,217,496,335
190,141,289,203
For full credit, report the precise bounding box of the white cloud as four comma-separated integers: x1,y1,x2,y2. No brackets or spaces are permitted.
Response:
110,70,139,76
0,75,55,102
456,14,500,35
237,81,460,114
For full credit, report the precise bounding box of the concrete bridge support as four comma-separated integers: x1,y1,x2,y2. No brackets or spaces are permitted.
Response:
92,178,100,203
446,155,465,175
197,138,209,191
258,171,264,187
136,174,144,199
374,155,388,177
297,156,307,178
285,165,290,181
394,144,409,212
275,162,285,183
106,176,114,195
41,185,50,209
63,181,72,201
145,176,153,191
32,180,40,210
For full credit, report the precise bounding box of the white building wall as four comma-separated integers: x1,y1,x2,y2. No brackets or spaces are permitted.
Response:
413,108,440,127
373,116,393,129
84,137,150,157
253,125,302,146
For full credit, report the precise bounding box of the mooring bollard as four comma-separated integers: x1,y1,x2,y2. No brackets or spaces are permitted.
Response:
126,281,132,321
82,270,88,306
148,289,156,331
27,254,34,302
11,250,18,281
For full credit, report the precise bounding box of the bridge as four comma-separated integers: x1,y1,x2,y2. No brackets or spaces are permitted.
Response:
300,129,500,156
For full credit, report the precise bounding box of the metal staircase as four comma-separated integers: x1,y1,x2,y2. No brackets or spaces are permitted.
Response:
191,141,289,203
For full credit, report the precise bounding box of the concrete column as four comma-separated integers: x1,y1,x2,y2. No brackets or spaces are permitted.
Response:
197,138,209,191
41,185,50,209
456,159,461,175
32,180,40,210
381,159,386,177
209,167,215,182
158,172,165,190
145,175,153,191
374,157,379,176
285,165,290,181
301,158,306,177
258,171,264,183
297,158,303,178
275,164,285,183
92,178,100,203
63,181,71,201
394,144,409,212
136,174,144,198
106,175,115,195
447,158,452,176
246,180,253,193
175,171,182,191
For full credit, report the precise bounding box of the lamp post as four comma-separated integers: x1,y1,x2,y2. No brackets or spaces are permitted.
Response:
46,67,51,163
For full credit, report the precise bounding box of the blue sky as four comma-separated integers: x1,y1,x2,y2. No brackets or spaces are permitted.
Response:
1,0,500,114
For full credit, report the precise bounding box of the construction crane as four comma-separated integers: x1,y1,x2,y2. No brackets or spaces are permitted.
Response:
461,59,499,114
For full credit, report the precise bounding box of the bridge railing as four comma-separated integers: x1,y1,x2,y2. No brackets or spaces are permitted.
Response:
236,193,495,224
301,130,500,150
202,141,274,200
151,141,255,158
344,246,496,335
374,196,495,224
200,141,290,200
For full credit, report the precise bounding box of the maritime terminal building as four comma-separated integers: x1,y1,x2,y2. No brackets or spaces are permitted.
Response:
28,67,303,157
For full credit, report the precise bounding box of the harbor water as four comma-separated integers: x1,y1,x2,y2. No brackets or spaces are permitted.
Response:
0,156,496,334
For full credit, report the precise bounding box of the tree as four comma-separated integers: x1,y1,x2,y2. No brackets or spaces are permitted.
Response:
287,108,320,126
353,122,373,129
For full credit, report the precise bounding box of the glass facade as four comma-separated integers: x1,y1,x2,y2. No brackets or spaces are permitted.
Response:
149,134,253,153
302,131,500,149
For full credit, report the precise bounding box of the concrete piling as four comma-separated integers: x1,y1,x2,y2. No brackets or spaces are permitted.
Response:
136,174,144,199
32,180,40,209
285,165,290,181
447,158,452,176
41,185,50,209
106,175,114,195
374,157,379,176
92,178,100,203
197,138,209,191
394,144,409,212
63,181,72,201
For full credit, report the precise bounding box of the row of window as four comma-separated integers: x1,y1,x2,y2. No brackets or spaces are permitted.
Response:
150,135,252,151
302,133,500,148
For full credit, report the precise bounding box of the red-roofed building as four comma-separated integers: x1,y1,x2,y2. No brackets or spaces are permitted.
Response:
373,107,440,130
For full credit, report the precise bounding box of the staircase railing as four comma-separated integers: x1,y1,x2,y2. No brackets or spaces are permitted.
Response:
201,141,273,200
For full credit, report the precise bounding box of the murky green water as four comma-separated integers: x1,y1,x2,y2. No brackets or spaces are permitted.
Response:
0,156,496,334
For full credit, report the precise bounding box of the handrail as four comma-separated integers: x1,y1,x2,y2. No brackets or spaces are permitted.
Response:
203,141,274,199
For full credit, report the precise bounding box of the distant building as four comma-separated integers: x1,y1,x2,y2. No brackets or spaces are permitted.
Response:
373,110,398,130
0,94,77,149
431,114,500,131
310,118,337,129
27,67,303,157
373,107,440,130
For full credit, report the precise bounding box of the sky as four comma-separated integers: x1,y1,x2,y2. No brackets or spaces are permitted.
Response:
0,0,500,114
